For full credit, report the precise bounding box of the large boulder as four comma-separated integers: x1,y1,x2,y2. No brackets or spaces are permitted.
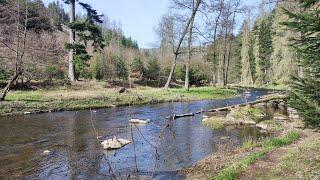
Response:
101,136,131,150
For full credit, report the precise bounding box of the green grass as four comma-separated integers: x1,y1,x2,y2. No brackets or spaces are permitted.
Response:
262,131,301,148
242,138,257,150
256,138,320,179
0,83,237,116
202,117,225,130
213,131,301,180
233,106,265,122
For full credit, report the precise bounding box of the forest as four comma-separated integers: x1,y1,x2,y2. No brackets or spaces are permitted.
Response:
0,0,319,179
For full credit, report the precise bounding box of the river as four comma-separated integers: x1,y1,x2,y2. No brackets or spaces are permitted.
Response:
0,89,273,179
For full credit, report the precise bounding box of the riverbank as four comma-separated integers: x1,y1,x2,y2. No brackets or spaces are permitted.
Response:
182,122,319,179
0,81,237,116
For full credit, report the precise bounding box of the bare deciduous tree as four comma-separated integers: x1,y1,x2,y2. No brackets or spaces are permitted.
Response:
163,0,202,90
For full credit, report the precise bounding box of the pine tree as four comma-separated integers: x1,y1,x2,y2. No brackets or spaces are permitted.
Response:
63,0,104,81
131,57,145,75
258,16,273,84
283,0,320,126
115,55,128,81
145,57,160,80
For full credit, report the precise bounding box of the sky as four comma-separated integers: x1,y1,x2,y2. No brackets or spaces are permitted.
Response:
43,0,261,49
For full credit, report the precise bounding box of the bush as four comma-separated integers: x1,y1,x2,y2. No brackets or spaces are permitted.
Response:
94,53,107,80
174,64,208,86
145,57,160,80
115,55,128,80
46,66,65,80
0,69,9,82
131,57,145,74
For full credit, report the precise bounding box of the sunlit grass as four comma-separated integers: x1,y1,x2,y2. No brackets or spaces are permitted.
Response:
213,131,301,180
202,117,225,130
1,84,237,116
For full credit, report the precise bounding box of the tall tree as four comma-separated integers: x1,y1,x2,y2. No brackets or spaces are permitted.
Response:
240,20,254,85
283,0,320,126
163,0,202,90
63,0,104,82
257,15,273,84
205,0,225,85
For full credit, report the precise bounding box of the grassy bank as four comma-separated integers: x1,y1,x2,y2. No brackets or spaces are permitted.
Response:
0,82,237,116
213,131,301,180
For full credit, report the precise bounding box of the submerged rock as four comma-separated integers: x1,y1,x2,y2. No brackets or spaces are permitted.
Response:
129,119,150,124
41,150,51,156
101,136,131,150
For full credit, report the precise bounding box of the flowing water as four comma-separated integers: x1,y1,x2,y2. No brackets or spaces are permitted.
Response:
0,89,275,179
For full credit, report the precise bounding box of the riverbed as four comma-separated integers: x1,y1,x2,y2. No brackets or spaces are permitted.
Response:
0,89,272,179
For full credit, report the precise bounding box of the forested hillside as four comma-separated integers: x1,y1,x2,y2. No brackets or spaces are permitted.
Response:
0,0,303,90
0,0,318,124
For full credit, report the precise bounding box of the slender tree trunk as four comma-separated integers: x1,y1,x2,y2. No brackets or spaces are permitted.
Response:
164,0,201,90
211,0,224,85
165,54,178,89
222,24,228,87
185,0,196,91
0,72,21,101
225,2,239,87
68,0,76,82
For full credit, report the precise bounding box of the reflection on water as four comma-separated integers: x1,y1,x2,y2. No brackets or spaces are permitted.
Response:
0,89,271,179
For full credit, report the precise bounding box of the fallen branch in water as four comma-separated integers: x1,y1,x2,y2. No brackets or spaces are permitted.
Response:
166,113,195,120
168,94,287,119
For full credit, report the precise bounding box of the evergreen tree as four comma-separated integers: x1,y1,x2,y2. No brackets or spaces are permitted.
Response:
258,16,273,84
94,53,107,80
283,0,320,126
63,0,104,81
131,57,145,75
115,55,128,80
145,57,160,80
249,33,256,81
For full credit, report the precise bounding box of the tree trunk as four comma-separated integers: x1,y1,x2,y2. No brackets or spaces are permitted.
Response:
0,72,21,101
211,0,224,85
164,55,178,89
222,24,228,87
68,0,76,82
164,0,201,90
185,0,196,91
225,2,239,87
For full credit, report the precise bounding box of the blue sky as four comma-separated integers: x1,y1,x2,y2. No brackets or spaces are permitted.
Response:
43,0,261,48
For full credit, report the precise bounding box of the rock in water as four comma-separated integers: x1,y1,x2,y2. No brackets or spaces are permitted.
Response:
101,136,131,150
41,150,51,156
129,119,150,124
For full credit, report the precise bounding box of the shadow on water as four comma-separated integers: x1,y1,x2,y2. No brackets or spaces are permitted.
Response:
0,89,275,179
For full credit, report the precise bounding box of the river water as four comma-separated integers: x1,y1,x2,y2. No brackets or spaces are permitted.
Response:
0,89,273,179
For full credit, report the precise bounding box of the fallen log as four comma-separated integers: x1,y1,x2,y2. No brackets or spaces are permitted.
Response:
166,113,195,120
166,94,287,120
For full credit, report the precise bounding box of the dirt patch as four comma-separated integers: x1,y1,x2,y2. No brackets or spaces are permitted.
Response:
180,144,252,180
